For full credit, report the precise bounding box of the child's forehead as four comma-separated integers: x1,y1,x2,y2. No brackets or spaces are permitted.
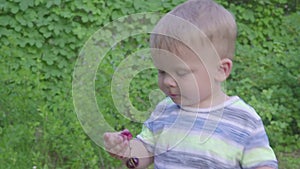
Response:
150,32,215,59
151,41,203,61
151,39,222,72
151,47,203,69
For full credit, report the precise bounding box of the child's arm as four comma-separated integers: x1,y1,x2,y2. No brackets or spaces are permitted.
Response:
103,130,154,169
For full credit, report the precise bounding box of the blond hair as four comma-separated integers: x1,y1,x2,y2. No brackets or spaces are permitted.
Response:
150,0,237,59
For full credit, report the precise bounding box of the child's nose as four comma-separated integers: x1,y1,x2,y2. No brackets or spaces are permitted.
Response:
163,74,177,87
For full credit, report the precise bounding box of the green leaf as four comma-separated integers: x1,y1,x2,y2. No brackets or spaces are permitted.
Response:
15,13,26,26
19,0,34,11
0,16,11,26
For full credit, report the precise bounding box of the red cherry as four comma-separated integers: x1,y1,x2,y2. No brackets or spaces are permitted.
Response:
120,130,133,141
126,157,139,169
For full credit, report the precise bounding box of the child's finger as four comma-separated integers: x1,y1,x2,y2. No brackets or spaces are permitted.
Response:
103,130,133,158
108,140,130,158
103,132,126,152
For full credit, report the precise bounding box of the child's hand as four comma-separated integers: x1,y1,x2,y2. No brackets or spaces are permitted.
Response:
103,129,132,159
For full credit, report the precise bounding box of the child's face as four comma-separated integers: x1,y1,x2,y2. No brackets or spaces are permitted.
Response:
152,46,218,108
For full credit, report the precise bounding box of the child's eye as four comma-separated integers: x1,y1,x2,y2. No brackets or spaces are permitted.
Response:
158,70,166,75
176,70,189,76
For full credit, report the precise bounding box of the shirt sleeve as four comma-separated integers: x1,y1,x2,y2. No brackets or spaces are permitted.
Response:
240,120,278,169
136,97,173,154
136,123,156,154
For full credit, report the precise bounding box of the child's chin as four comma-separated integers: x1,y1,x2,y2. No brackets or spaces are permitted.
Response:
170,98,180,104
179,100,201,107
170,96,197,106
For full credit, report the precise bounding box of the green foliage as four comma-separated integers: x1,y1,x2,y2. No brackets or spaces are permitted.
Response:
0,0,299,168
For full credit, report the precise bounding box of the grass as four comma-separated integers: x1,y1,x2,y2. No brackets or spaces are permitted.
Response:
277,151,300,169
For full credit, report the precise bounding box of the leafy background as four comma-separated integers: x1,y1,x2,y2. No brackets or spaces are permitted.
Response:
0,0,299,168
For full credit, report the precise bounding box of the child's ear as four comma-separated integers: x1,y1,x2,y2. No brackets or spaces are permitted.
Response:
215,58,232,82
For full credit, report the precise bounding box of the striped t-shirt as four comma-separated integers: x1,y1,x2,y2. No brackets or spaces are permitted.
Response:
137,96,278,169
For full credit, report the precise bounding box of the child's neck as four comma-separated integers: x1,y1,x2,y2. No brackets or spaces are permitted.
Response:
189,89,229,109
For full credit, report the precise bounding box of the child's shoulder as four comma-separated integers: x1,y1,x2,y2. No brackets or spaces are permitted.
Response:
227,96,261,120
223,96,264,131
